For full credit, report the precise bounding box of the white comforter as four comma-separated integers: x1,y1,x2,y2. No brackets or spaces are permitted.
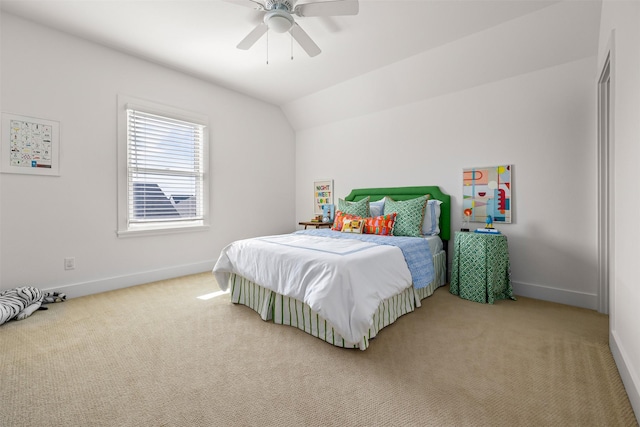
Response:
212,233,413,344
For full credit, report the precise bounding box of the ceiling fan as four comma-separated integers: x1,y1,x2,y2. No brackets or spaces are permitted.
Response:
225,0,359,57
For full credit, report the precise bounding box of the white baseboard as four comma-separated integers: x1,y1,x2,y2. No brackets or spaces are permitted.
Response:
511,280,598,310
43,260,216,299
610,330,640,423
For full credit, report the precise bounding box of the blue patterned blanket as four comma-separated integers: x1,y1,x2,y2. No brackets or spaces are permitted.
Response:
295,229,434,289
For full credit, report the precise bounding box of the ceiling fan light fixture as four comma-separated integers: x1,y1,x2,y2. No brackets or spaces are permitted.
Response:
264,10,293,33
230,0,359,57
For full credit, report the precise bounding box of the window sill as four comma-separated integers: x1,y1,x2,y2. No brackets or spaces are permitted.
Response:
117,223,210,238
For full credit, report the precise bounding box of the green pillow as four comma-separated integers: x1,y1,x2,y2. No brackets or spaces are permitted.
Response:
384,195,428,237
338,197,370,217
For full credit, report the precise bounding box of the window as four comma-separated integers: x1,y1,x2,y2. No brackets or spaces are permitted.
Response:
117,96,208,236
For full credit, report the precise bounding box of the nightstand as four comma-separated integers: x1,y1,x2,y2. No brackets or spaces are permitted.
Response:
450,231,515,304
298,221,332,229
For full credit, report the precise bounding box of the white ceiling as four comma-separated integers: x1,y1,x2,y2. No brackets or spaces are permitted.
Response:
1,0,560,106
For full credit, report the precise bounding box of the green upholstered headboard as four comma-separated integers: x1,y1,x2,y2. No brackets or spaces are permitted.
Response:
343,186,451,241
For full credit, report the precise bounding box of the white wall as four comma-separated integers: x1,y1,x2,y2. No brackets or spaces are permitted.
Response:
296,2,600,310
297,57,598,305
0,13,296,296
0,11,3,293
598,0,640,418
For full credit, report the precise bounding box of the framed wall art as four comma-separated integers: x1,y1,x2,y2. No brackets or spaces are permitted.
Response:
314,179,333,214
1,113,60,176
462,165,512,224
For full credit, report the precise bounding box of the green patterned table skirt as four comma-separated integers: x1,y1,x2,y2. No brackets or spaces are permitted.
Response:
450,231,515,304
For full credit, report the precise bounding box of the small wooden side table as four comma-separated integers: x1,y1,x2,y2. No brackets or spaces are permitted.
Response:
299,221,332,229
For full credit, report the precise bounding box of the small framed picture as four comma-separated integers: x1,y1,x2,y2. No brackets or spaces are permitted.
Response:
1,113,60,176
313,179,333,214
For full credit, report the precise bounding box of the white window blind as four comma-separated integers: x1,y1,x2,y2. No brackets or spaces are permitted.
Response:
126,108,205,228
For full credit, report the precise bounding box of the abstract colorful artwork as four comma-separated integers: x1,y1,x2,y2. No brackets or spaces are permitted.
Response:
462,165,512,224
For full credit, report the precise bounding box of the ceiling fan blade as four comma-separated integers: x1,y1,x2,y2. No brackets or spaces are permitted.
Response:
289,23,321,57
223,0,265,11
294,0,359,17
237,23,268,50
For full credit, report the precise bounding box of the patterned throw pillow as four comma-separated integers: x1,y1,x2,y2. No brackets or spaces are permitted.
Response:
384,195,429,237
337,197,370,218
363,213,396,236
331,211,361,232
341,218,364,234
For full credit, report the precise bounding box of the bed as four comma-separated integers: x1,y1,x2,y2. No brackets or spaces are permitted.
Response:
212,186,451,350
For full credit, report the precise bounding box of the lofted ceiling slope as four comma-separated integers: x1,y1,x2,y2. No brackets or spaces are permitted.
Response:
1,0,569,107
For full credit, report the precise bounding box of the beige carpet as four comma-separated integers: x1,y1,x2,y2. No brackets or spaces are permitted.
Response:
0,273,637,427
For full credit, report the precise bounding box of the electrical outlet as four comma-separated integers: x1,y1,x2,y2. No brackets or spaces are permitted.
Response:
64,257,75,270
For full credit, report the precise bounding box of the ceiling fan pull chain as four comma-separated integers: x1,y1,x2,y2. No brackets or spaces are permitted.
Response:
291,33,294,60
266,31,269,65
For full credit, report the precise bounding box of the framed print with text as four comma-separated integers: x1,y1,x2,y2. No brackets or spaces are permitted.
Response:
1,113,60,176
314,179,333,214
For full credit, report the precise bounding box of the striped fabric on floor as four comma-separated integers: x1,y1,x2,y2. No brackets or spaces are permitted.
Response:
273,285,417,350
227,249,448,350
229,274,274,321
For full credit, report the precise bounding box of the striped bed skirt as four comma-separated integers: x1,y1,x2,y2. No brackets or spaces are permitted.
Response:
227,249,447,350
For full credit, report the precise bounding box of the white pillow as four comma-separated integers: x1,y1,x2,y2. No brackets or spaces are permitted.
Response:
369,197,386,217
422,199,442,236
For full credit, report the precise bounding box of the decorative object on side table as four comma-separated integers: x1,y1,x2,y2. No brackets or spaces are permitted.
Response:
475,228,501,234
461,208,472,231
475,215,501,234
321,203,335,223
485,215,494,228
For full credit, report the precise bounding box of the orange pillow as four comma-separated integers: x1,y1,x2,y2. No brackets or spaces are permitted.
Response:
331,210,361,231
363,213,397,236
